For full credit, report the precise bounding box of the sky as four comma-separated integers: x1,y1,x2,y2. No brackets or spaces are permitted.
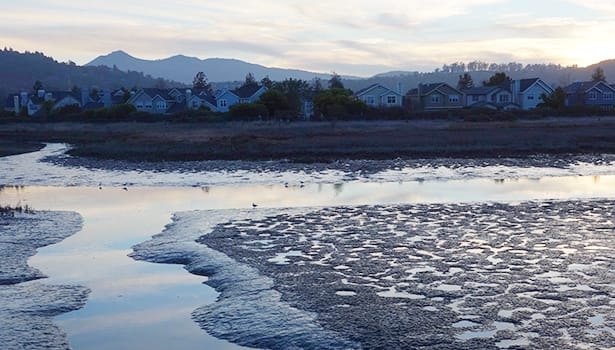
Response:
2,0,615,77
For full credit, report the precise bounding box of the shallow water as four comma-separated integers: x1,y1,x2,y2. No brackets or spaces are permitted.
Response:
2,145,615,349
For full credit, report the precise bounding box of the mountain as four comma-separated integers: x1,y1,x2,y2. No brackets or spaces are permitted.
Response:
87,50,337,84
0,49,183,100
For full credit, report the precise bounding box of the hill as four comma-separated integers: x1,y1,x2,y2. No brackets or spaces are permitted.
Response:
0,49,183,100
344,60,615,92
87,50,337,84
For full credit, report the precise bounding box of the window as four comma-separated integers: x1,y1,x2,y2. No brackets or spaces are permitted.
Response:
604,92,613,100
498,94,509,103
527,94,535,101
366,95,375,105
431,95,440,104
589,91,598,100
136,103,143,109
145,102,152,109
192,100,200,108
387,95,397,104
220,99,227,108
448,95,459,103
472,95,479,102
156,101,167,110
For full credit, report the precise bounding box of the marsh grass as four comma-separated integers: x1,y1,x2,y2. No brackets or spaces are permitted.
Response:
0,205,33,216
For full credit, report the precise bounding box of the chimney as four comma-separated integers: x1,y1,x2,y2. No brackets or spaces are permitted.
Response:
81,88,89,107
397,82,402,94
101,89,111,108
13,95,19,114
20,92,28,106
186,89,192,107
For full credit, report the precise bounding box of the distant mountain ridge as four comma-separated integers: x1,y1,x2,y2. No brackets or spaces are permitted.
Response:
87,50,338,84
0,49,183,100
88,51,615,93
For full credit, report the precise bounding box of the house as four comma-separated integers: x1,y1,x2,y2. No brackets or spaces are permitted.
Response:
407,83,464,111
127,88,177,114
214,84,267,112
355,83,403,108
4,89,84,116
564,81,615,108
511,78,554,110
186,89,217,111
463,85,517,110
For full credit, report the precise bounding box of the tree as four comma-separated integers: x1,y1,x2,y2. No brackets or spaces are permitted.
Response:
591,66,606,82
313,88,366,120
193,72,212,93
483,72,511,87
273,78,311,115
538,87,566,110
312,78,323,92
242,72,258,88
259,89,289,119
457,73,474,90
260,76,273,89
328,72,344,89
32,80,44,92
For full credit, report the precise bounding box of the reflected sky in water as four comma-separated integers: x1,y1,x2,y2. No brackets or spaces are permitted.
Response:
2,175,615,349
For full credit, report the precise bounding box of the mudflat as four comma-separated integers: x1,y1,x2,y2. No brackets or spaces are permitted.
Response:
1,117,615,161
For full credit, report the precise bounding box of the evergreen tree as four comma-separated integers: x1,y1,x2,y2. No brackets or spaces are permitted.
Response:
328,72,344,89
591,67,606,82
457,73,474,90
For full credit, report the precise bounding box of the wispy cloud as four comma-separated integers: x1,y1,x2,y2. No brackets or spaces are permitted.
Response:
1,0,614,75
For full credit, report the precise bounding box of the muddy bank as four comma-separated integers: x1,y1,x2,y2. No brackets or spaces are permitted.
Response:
194,201,615,349
0,141,44,157
0,210,90,349
134,202,615,349
2,118,615,163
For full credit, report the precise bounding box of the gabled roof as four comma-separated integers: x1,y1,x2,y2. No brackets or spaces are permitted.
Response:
232,84,265,99
355,83,403,97
564,81,615,94
189,93,216,106
409,83,463,97
463,85,510,95
141,88,173,101
519,78,539,92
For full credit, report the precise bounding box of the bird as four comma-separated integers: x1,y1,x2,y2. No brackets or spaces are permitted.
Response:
98,182,102,190
252,203,258,208
122,187,128,191
284,182,289,188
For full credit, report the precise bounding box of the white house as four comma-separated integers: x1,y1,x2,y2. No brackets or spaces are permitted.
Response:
511,78,554,110
355,83,404,108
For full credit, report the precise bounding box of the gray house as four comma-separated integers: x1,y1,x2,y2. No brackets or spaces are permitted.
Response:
463,85,517,110
407,83,464,110
355,83,404,108
127,88,178,114
564,81,615,108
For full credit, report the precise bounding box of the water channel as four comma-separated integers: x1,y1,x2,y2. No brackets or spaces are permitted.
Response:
1,144,615,349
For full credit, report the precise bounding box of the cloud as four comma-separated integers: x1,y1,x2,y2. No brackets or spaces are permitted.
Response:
2,0,615,75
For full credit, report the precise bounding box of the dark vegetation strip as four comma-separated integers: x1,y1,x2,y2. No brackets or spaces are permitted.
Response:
2,118,615,162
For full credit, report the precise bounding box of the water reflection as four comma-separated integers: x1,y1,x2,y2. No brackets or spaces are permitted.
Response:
2,175,615,349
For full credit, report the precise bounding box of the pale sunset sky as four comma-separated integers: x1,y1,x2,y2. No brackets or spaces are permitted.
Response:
2,0,614,76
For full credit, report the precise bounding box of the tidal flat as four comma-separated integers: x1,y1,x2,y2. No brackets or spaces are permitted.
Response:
2,140,615,349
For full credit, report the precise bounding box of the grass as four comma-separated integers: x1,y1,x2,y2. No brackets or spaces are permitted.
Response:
0,205,33,216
